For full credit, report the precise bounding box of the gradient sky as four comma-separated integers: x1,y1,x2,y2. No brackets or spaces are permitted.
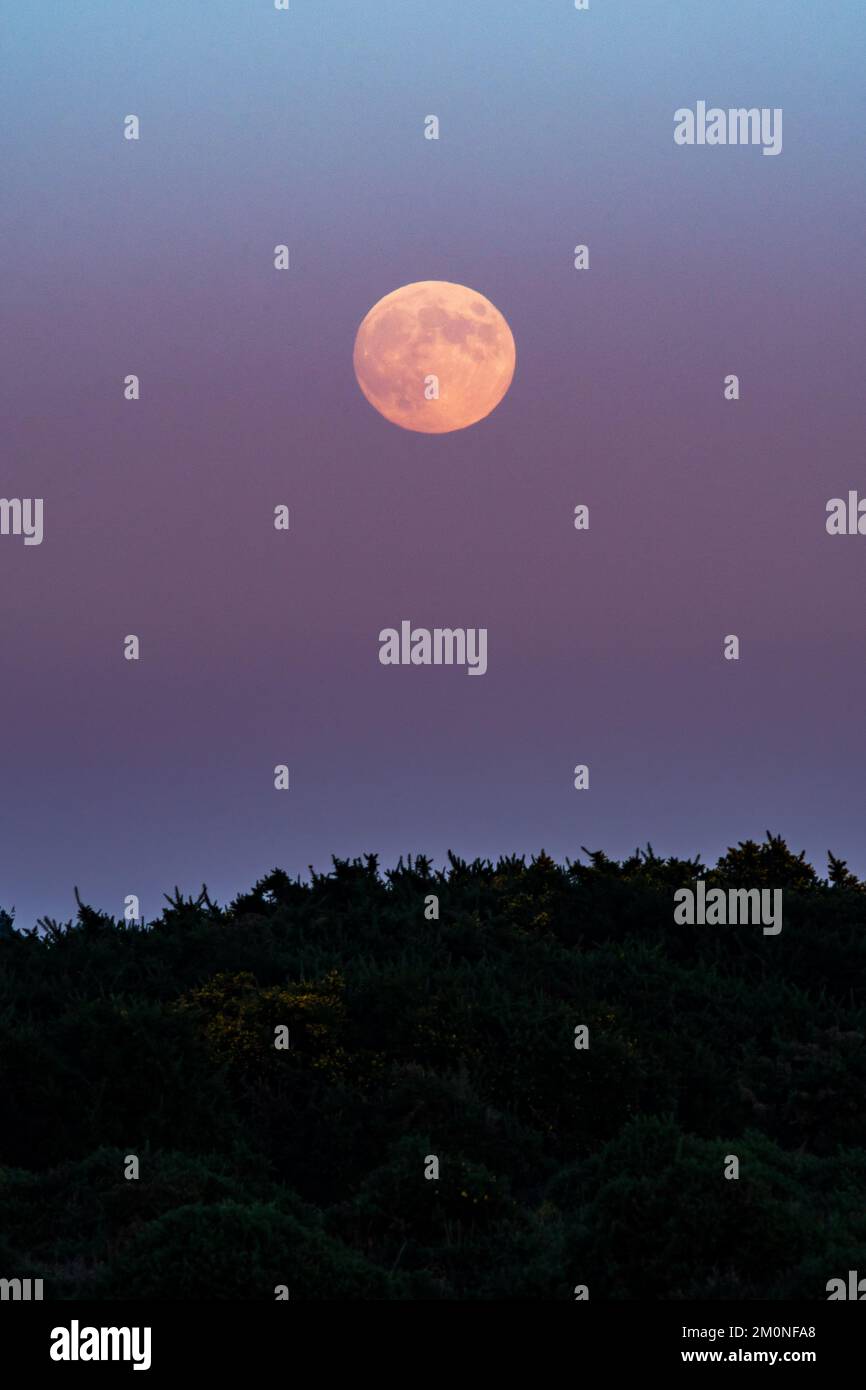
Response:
2,0,865,927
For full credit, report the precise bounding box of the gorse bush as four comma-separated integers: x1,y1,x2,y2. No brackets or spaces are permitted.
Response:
0,833,864,1299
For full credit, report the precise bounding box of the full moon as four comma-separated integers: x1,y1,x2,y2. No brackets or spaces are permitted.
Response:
352,280,516,434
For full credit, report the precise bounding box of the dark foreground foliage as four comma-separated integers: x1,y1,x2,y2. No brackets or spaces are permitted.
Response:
1,833,865,1299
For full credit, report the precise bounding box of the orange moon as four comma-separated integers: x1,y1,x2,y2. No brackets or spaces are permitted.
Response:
352,281,516,433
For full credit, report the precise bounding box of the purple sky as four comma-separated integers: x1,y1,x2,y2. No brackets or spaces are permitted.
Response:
2,0,865,926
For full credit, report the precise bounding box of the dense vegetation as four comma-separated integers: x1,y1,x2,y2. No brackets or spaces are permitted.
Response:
1,833,865,1300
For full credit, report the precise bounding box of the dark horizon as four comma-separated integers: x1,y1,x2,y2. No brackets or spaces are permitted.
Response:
4,829,861,934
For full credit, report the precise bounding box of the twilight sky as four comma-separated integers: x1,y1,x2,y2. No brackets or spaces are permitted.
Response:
2,0,865,926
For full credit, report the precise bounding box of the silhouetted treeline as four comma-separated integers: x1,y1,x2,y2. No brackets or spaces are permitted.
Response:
1,833,865,1299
